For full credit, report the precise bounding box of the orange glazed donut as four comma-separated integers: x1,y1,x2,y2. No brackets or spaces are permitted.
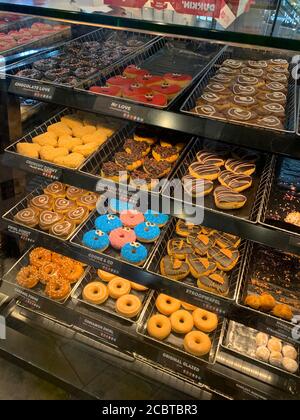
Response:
29,247,52,268
97,269,116,282
39,262,60,284
45,277,71,301
147,314,171,340
184,331,212,357
155,293,181,316
181,301,197,311
83,281,109,304
170,310,194,334
60,262,84,284
108,277,131,299
116,294,142,318
130,281,148,291
193,308,218,333
16,265,39,289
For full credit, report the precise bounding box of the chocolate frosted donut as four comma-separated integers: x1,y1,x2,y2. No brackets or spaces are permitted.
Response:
16,68,42,80
33,59,58,72
74,67,98,79
45,68,70,81
115,151,143,169
189,162,221,180
130,170,154,188
225,158,256,176
214,186,247,210
123,138,150,156
182,175,213,197
232,84,257,96
54,76,78,86
82,41,101,51
143,157,171,178
197,270,229,296
101,161,124,178
218,170,252,192
208,245,240,270
196,151,224,167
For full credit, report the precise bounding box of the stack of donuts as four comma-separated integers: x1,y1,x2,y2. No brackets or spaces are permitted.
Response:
82,205,169,266
16,248,85,301
16,112,121,169
14,182,98,239
182,143,259,210
192,58,289,130
147,294,218,357
90,65,192,107
100,126,184,189
82,269,149,319
160,219,241,297
0,22,69,52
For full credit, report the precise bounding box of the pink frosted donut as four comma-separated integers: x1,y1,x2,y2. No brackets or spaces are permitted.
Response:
109,227,136,250
120,210,144,228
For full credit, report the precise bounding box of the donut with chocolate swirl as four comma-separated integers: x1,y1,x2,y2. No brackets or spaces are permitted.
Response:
39,210,63,231
14,207,39,228
266,73,288,83
187,233,215,256
160,255,190,280
232,84,257,96
257,103,285,119
192,104,224,119
182,175,213,197
189,162,221,181
222,59,244,69
143,157,171,178
167,238,193,260
226,107,257,122
218,170,252,192
233,95,257,108
53,198,76,214
204,83,231,96
67,206,89,225
197,270,230,296
50,220,75,239
256,116,284,130
196,151,225,167
247,60,268,69
207,245,240,271
30,194,53,213
186,255,216,279
256,91,287,104
214,186,247,210
77,192,99,210
241,67,265,78
225,158,256,176
263,82,286,92
210,73,234,84
175,219,201,238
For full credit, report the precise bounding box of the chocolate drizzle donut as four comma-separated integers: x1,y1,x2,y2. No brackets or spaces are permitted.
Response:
208,245,240,271
182,175,213,197
187,234,215,256
196,151,225,167
197,270,229,296
167,238,193,259
214,186,247,210
225,158,256,176
189,162,221,180
218,170,252,192
160,255,190,279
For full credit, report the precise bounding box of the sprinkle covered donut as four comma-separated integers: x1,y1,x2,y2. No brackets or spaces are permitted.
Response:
95,214,122,234
121,242,148,266
134,221,160,243
109,227,136,250
82,229,109,252
144,210,169,227
120,209,144,228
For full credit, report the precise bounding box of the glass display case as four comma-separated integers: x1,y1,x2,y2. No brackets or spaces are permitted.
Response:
0,1,299,400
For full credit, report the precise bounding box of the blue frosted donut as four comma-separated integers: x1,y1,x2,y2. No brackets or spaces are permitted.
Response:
109,198,134,213
82,230,109,252
121,242,148,266
144,210,169,227
134,221,160,243
95,214,122,234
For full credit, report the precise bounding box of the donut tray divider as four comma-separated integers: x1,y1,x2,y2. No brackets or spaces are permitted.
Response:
2,246,88,305
3,28,158,87
258,155,300,239
296,85,300,136
2,180,94,242
71,265,154,324
180,46,297,134
236,240,300,338
221,320,300,382
161,137,273,224
76,39,226,110
136,290,225,365
146,217,246,304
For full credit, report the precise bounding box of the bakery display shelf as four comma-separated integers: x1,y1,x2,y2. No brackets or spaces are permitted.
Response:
221,320,300,389
76,38,225,110
236,241,300,346
162,137,272,225
181,46,297,135
2,107,128,185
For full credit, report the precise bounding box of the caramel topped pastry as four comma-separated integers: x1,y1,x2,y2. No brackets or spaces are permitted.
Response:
257,116,284,129
236,75,259,86
77,192,99,210
226,107,256,122
189,162,221,181
241,67,264,78
218,170,252,192
192,104,223,118
30,194,53,212
50,220,75,239
208,245,240,271
257,91,286,104
160,255,190,280
218,66,238,75
196,151,225,167
266,73,288,83
201,226,216,236
232,84,257,96
214,186,247,210
269,65,289,74
197,92,222,104
247,60,268,69
67,206,89,224
233,95,256,107
214,231,241,248
268,59,289,68
205,83,231,95
182,175,213,197
66,186,86,201
175,219,201,238
53,198,76,214
186,255,216,279
223,59,244,69
264,82,286,92
39,210,63,231
44,182,66,198
197,270,229,296
210,73,234,84
187,233,215,256
14,207,39,228
258,103,285,119
167,238,193,260
225,158,256,176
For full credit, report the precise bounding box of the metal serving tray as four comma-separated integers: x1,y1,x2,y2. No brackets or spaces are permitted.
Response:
181,46,297,134
147,217,246,303
136,291,224,365
3,28,157,87
2,182,94,242
222,320,300,381
2,247,87,305
72,266,154,324
76,39,225,109
162,138,273,224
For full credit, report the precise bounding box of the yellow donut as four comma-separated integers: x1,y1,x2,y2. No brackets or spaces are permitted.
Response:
193,308,218,333
184,331,212,357
155,294,181,316
82,281,109,305
97,270,116,282
116,294,142,318
147,314,171,340
108,277,131,299
170,310,194,334
130,281,148,292
181,301,198,311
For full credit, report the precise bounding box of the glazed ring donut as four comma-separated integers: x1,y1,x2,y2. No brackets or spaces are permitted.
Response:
97,269,115,282
83,281,109,305
116,294,142,318
184,331,212,357
181,302,198,311
45,277,71,301
39,262,60,284
29,247,52,268
155,294,181,316
16,265,39,289
147,314,171,340
193,308,218,333
170,310,194,334
108,277,131,299
60,262,84,284
130,281,148,292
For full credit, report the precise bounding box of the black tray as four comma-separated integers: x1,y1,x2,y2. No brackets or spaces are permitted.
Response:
136,291,224,365
162,137,272,224
181,46,297,134
76,39,225,109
